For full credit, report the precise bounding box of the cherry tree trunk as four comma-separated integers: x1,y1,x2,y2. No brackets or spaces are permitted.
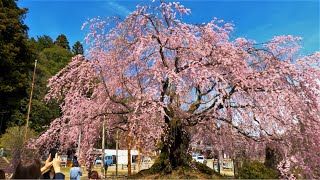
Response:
151,118,192,173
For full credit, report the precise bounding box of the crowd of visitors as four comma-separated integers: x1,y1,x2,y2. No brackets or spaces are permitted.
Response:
4,151,102,179
12,153,65,179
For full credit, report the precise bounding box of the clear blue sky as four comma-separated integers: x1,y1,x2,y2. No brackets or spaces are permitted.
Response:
18,0,319,54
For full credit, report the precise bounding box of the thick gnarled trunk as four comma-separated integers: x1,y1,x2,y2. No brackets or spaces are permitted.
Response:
151,118,192,173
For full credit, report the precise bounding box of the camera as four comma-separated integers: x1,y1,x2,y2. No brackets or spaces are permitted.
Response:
49,148,57,162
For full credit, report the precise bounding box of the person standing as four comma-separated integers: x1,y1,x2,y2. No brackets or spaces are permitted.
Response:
87,163,93,178
72,156,78,166
70,161,82,180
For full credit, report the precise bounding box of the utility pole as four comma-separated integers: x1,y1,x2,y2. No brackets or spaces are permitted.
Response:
101,115,106,178
116,129,119,176
25,59,37,142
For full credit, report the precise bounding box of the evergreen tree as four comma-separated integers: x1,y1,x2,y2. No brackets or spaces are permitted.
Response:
0,0,35,133
54,34,70,50
8,43,74,132
36,35,54,51
29,37,38,49
72,41,84,55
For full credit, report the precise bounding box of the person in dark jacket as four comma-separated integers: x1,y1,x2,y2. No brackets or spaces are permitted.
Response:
73,156,78,165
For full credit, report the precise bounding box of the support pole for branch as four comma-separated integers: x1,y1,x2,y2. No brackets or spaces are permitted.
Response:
233,158,236,178
217,151,221,174
137,135,141,172
127,129,131,176
24,59,37,142
101,115,106,178
116,129,119,176
77,128,82,156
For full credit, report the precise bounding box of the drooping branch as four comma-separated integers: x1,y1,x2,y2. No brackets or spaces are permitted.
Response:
99,70,132,111
217,117,261,142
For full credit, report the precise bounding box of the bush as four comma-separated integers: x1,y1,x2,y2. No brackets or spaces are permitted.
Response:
0,126,37,157
239,160,279,179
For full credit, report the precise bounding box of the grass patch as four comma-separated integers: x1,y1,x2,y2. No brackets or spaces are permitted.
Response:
130,162,225,179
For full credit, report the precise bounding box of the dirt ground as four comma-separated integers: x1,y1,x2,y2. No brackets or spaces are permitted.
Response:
61,160,234,179
61,164,142,179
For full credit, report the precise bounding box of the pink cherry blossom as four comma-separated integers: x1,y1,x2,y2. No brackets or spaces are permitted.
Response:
34,2,320,177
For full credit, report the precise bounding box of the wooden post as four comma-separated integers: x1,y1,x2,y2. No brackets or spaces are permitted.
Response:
233,158,236,179
127,129,131,176
101,116,106,178
77,128,82,157
24,60,37,142
137,135,141,172
218,158,221,174
116,129,119,176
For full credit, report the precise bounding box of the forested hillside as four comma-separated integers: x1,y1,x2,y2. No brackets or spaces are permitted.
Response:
0,0,84,135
